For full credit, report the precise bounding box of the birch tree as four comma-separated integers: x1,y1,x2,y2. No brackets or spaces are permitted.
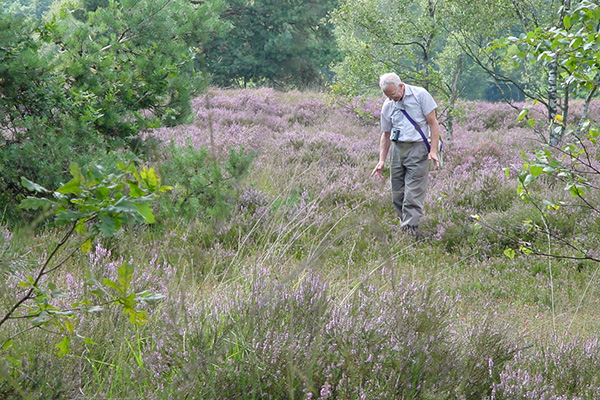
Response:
507,0,600,266
447,0,575,144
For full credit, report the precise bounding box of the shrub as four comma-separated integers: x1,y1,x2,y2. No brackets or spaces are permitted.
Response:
157,141,255,220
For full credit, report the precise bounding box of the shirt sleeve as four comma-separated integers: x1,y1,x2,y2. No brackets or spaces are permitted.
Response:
419,90,438,117
380,100,393,132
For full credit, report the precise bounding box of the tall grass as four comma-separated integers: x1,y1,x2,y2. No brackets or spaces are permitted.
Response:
1,88,600,399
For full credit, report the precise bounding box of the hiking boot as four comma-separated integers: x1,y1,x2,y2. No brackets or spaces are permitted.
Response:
401,225,422,238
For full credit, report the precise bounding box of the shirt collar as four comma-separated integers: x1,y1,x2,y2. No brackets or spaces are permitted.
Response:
394,84,413,106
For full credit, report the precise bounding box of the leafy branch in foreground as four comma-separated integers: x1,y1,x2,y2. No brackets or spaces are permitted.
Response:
0,160,172,356
495,1,600,262
482,117,600,263
508,121,600,262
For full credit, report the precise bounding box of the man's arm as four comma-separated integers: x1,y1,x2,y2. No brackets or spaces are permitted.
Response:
371,130,391,179
425,110,440,169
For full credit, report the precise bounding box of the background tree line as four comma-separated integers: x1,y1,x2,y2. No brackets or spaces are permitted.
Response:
4,0,581,102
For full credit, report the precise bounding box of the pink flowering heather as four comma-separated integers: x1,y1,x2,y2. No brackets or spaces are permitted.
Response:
4,88,600,399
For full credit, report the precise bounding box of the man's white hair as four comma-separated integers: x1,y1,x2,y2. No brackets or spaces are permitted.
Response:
379,73,402,90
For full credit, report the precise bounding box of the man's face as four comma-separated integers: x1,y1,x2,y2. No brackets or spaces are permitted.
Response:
383,83,405,102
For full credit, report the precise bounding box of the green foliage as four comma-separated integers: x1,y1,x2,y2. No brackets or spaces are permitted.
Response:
0,159,170,360
504,0,600,94
20,160,172,235
330,0,427,96
444,0,536,100
0,10,98,219
329,0,500,100
496,0,600,144
0,1,226,222
512,123,600,259
482,0,599,144
205,0,340,88
81,0,110,12
158,142,255,219
329,0,471,139
48,0,226,131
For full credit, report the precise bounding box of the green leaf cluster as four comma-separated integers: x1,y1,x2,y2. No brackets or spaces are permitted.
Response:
504,1,600,95
20,160,172,238
500,1,600,261
518,131,596,204
509,121,599,259
330,0,424,96
101,262,156,325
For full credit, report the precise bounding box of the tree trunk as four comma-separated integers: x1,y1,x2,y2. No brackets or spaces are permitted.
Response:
548,0,572,145
547,57,562,145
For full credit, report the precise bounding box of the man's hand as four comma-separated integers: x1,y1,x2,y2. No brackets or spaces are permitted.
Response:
371,161,385,180
428,152,438,171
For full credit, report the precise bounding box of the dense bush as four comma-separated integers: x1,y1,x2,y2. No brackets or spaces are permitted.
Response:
0,1,225,222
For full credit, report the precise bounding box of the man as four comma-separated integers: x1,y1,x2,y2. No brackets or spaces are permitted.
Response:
371,72,440,236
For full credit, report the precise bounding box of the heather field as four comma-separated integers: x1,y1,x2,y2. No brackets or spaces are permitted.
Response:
3,88,600,399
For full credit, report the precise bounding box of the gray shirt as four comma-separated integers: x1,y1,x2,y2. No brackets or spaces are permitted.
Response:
380,84,437,142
